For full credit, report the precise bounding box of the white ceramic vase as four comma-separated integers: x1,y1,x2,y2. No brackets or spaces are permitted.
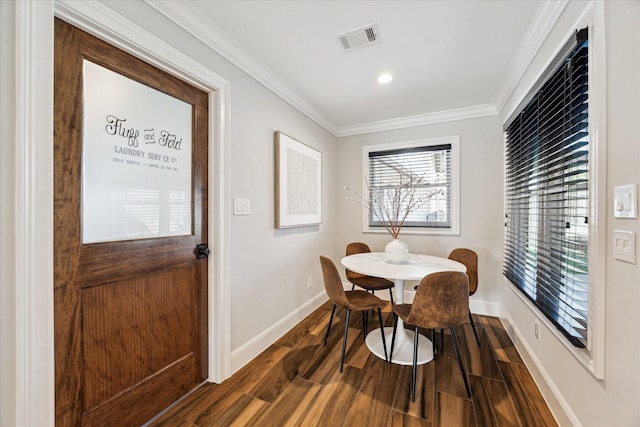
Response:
384,238,409,264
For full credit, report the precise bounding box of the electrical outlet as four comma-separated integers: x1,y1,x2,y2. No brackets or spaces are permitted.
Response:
534,321,540,340
307,276,313,289
613,230,636,263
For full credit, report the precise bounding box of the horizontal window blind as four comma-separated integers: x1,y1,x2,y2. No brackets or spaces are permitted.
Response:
504,28,589,348
368,144,451,228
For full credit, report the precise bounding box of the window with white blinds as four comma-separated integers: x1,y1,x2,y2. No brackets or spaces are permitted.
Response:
368,143,452,229
504,28,589,348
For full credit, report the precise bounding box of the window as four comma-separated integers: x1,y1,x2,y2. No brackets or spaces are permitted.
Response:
363,136,460,235
504,28,589,348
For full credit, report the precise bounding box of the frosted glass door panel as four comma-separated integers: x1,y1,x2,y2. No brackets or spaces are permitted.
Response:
82,60,192,243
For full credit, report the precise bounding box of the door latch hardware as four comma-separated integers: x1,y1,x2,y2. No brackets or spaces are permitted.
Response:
196,243,210,259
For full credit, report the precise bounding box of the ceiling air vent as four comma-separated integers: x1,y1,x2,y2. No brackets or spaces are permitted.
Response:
334,23,380,52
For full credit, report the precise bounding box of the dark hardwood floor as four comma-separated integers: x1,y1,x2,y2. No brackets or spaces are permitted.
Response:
148,300,558,427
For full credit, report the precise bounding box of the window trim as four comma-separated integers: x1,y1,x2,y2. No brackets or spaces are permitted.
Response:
502,3,605,379
361,136,460,236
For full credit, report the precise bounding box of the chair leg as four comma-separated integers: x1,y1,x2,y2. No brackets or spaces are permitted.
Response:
377,308,388,362
351,283,355,291
411,326,419,402
450,326,471,398
469,310,480,345
362,311,368,340
388,289,394,305
340,310,351,373
324,304,336,346
431,328,436,360
390,314,398,362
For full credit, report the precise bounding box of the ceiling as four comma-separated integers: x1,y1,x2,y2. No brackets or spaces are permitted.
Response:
150,1,553,136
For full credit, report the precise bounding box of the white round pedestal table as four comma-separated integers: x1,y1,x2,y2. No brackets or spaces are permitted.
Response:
341,252,466,366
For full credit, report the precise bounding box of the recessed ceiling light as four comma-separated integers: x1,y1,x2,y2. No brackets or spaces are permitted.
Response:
377,73,393,84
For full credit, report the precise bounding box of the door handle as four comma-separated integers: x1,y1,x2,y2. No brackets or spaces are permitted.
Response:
196,243,210,259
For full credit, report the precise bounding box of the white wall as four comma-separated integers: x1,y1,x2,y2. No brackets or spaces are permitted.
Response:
227,81,337,351
499,1,640,426
336,116,504,312
99,0,339,360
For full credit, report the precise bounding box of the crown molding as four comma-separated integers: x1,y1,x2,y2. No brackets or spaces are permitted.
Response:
336,104,498,137
56,0,230,93
493,0,569,115
147,0,560,137
146,1,507,137
145,0,339,136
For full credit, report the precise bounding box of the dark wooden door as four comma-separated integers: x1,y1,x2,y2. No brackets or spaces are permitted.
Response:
54,19,209,426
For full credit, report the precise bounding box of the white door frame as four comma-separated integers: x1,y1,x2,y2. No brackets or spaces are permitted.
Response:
10,1,231,424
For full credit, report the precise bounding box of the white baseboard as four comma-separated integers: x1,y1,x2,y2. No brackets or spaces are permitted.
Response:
470,299,500,317
230,291,328,374
498,308,580,427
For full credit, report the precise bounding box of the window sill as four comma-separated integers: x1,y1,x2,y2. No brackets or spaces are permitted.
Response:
363,227,460,237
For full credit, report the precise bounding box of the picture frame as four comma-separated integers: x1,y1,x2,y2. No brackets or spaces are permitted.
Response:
275,131,322,228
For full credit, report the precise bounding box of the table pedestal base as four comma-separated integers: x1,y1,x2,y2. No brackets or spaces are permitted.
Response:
365,326,434,366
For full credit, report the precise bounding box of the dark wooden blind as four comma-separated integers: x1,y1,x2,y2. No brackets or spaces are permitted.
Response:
504,28,589,348
368,144,451,229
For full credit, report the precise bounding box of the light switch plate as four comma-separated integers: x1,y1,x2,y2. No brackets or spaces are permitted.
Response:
613,184,637,218
613,230,635,263
233,198,251,215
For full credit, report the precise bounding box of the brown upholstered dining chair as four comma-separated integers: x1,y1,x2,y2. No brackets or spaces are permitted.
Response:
448,248,480,345
345,242,395,305
319,256,388,372
391,271,471,401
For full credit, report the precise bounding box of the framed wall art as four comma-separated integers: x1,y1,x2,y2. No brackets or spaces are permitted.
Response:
275,131,322,228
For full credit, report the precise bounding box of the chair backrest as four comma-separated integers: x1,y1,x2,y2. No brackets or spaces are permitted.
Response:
319,256,350,308
345,242,371,280
448,248,478,296
406,271,469,329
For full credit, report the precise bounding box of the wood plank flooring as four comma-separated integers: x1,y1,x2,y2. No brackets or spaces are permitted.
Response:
147,301,558,427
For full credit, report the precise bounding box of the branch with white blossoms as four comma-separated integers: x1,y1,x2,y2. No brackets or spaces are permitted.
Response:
342,163,443,239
